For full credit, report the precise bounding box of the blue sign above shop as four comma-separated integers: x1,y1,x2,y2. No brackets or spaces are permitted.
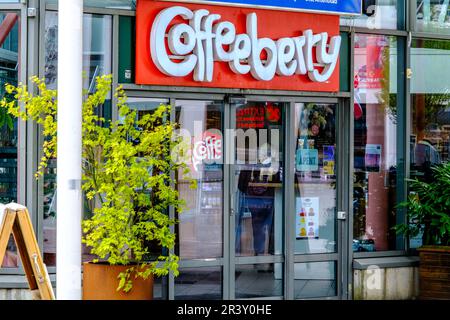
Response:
196,0,362,15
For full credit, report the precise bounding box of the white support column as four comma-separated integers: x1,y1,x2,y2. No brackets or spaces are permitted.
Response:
57,0,83,300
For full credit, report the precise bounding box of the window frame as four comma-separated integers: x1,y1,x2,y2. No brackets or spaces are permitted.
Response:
0,3,28,277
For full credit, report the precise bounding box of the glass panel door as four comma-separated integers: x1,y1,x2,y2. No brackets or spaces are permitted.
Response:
233,101,284,258
229,100,285,299
175,100,224,260
292,102,343,300
294,103,337,255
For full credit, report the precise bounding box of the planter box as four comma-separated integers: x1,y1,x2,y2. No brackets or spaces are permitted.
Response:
83,262,153,300
418,246,450,300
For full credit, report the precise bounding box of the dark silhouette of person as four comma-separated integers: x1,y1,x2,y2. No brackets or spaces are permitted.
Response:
237,166,281,256
414,137,441,183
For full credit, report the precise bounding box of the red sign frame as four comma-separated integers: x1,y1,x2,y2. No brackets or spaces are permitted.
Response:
136,0,340,92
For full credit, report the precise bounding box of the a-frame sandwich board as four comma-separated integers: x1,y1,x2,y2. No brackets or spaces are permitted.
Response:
0,203,55,300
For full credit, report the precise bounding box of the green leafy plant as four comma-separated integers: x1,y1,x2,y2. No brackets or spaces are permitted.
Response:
0,106,14,131
0,82,16,132
0,75,194,292
395,162,450,247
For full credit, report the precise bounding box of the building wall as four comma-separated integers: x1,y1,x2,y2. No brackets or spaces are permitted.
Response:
353,266,419,300
0,289,32,300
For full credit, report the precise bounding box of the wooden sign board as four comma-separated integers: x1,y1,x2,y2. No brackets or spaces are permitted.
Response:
0,203,55,300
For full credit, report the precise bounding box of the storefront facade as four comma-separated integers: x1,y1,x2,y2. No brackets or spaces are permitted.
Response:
0,0,449,300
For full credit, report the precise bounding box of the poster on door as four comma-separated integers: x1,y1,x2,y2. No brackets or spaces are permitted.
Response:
323,146,335,176
296,197,319,239
296,149,319,172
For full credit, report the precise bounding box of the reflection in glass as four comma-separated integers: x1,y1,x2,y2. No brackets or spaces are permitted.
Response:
234,102,284,257
127,99,170,261
0,12,19,268
153,276,165,300
416,0,450,35
294,262,337,299
175,100,223,260
294,103,337,255
410,39,450,248
175,267,222,300
235,263,283,298
44,12,112,90
123,98,168,123
353,34,398,252
43,12,112,266
340,0,399,30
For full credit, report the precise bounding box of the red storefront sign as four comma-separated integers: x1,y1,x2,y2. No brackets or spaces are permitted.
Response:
136,0,341,92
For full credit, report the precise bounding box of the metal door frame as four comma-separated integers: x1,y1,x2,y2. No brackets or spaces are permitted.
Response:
226,94,350,300
284,97,350,300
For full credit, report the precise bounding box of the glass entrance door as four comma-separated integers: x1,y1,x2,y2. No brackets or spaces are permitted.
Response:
292,102,343,299
229,100,285,299
228,99,347,300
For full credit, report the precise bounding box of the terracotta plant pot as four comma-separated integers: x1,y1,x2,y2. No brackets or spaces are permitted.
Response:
418,246,450,300
83,262,153,300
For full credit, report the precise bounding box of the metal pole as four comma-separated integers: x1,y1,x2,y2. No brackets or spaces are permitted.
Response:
57,0,83,300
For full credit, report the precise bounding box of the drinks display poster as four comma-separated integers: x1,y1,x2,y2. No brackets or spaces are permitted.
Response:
296,197,319,239
323,145,335,176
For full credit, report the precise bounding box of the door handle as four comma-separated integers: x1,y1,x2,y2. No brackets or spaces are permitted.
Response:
230,193,235,216
337,211,347,220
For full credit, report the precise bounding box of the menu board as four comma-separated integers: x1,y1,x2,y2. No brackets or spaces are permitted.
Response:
296,197,319,239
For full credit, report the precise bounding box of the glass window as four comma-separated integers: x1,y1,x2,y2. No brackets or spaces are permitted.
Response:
0,12,20,269
416,0,450,35
353,34,399,252
235,263,283,298
44,12,112,90
174,267,222,300
43,12,112,267
294,261,337,299
116,97,170,262
341,0,402,30
153,277,164,300
175,100,224,260
410,39,450,248
294,103,337,255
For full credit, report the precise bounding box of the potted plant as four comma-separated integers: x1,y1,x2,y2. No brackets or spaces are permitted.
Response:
0,75,193,300
396,162,450,300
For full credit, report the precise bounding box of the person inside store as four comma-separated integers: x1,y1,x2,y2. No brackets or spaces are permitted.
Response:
236,144,281,257
413,124,442,182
